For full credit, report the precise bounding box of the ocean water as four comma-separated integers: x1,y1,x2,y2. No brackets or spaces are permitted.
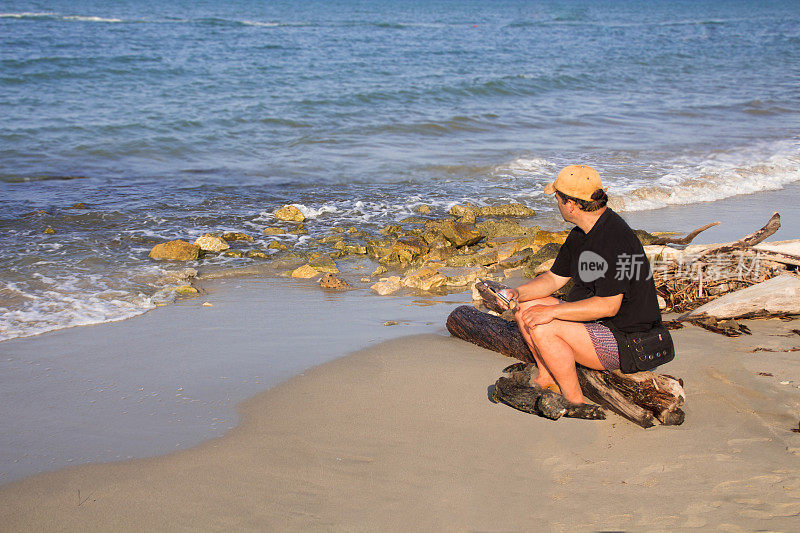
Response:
1,0,799,341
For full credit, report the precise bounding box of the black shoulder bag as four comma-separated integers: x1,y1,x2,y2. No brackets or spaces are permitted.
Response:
602,322,675,374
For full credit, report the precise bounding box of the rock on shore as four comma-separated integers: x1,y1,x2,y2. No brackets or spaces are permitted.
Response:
149,240,200,261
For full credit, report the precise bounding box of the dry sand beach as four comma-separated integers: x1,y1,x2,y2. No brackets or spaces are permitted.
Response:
2,313,800,531
2,199,800,531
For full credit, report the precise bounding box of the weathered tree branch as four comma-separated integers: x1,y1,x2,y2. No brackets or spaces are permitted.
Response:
698,212,781,259
651,221,720,246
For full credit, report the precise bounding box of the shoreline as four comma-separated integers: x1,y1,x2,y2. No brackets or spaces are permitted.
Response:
2,319,800,530
2,185,798,486
0,276,471,486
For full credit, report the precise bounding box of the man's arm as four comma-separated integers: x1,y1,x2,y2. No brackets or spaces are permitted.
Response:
509,270,571,303
517,294,623,328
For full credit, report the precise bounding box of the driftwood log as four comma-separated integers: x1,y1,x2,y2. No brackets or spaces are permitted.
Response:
447,305,686,428
652,212,798,315
651,221,720,246
493,363,606,421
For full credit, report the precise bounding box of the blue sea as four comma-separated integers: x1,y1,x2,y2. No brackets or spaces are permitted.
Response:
1,0,799,341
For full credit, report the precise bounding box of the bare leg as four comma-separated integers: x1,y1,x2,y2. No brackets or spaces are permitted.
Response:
514,297,561,389
515,307,606,404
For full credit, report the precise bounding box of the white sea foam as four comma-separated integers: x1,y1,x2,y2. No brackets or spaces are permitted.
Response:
0,13,125,22
0,12,57,18
0,266,195,342
501,157,559,174
493,142,800,212
609,141,800,211
242,20,281,27
62,15,124,23
255,203,339,222
292,203,338,220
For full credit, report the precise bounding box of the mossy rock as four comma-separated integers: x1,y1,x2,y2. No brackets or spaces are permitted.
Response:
366,240,394,259
379,225,403,236
274,205,305,222
399,216,428,225
308,254,339,273
475,220,539,239
476,203,536,218
149,240,200,261
223,232,254,242
392,235,429,258
223,250,244,258
439,220,483,248
267,241,289,251
497,251,532,269
173,285,199,295
246,250,269,259
523,242,562,278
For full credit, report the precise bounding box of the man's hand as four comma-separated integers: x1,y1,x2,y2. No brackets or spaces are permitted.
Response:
516,304,556,329
496,288,519,311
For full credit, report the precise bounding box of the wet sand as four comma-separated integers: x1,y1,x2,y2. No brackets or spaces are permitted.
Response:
0,276,470,485
1,316,800,531
2,190,800,530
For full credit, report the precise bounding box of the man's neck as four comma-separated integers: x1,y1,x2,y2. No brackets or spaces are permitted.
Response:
574,206,607,234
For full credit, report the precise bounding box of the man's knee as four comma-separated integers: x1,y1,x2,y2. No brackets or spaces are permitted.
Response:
527,320,560,343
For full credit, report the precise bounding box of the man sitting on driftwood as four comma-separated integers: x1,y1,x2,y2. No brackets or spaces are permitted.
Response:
496,165,673,407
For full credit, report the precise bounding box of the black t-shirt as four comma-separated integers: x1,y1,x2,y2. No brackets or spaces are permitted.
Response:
551,208,661,333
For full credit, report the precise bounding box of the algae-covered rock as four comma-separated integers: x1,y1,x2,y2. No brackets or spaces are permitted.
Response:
288,225,308,235
379,224,403,236
267,241,289,251
245,250,268,259
195,234,230,252
149,240,200,261
274,205,305,222
445,248,498,268
475,220,539,239
366,240,394,260
420,247,455,264
223,250,244,257
497,251,532,269
531,230,568,247
43,227,55,234
393,235,429,258
523,242,562,277
292,264,319,278
223,232,254,242
337,243,367,255
449,204,475,218
262,227,286,236
402,267,447,291
449,205,476,224
416,204,431,214
173,285,199,295
371,276,402,296
70,202,88,209
439,220,483,248
399,216,428,225
438,266,487,287
319,272,351,290
476,203,536,218
371,265,388,277
318,234,344,244
308,254,338,273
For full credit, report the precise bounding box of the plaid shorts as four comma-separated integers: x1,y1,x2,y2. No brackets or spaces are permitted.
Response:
584,322,620,371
